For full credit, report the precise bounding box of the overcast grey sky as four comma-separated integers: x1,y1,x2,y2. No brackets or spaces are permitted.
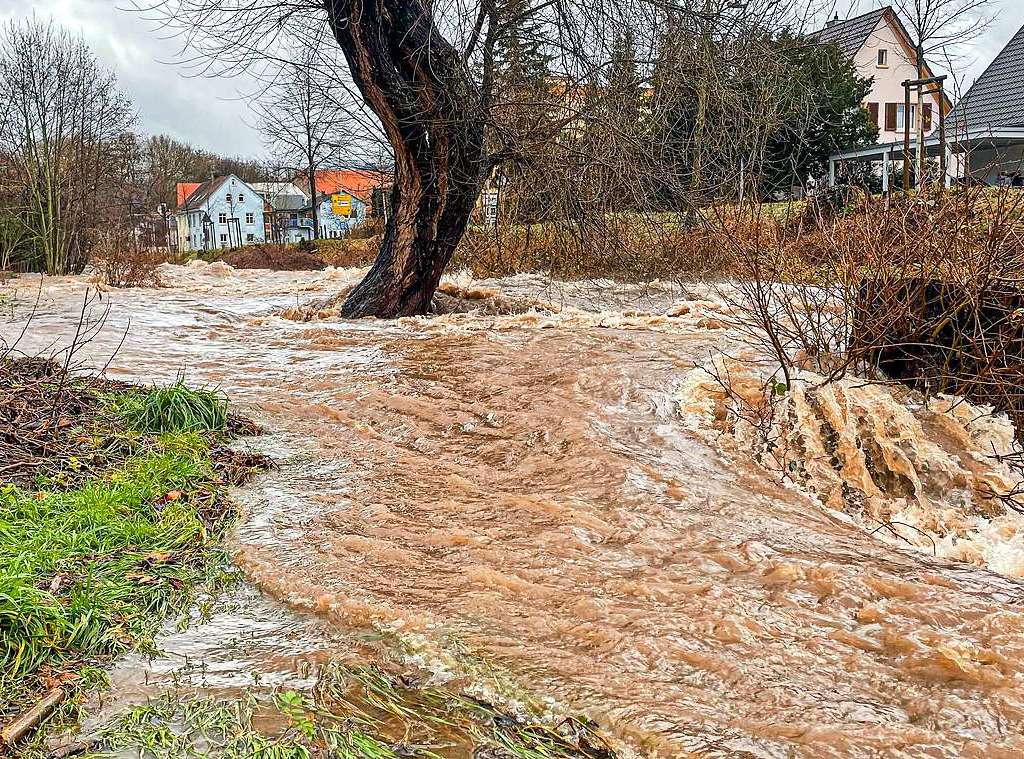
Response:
0,1,1020,160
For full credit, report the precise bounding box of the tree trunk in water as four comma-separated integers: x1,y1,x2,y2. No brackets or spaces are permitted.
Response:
324,0,487,318
308,163,320,240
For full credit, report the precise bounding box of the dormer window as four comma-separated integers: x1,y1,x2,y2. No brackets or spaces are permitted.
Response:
877,49,888,67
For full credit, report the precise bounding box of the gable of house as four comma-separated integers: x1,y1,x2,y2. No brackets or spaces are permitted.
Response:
815,6,949,139
948,21,1024,134
176,175,266,250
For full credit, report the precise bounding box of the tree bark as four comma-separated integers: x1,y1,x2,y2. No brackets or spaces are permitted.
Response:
324,0,487,318
307,162,320,240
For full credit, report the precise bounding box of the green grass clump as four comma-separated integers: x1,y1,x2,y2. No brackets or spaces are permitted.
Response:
0,432,231,716
108,381,229,434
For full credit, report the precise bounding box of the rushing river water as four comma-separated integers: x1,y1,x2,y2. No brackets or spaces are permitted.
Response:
5,263,1024,758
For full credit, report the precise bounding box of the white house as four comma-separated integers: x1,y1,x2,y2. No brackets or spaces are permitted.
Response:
816,6,948,142
175,175,266,253
824,16,1024,188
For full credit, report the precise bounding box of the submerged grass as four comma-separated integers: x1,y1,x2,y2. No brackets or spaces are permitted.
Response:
0,369,265,738
315,665,616,759
79,663,616,759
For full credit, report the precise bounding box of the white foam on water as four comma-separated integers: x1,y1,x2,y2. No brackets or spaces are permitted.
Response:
678,358,1024,577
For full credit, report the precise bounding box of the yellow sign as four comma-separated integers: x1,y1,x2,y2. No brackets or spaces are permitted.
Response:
331,193,352,216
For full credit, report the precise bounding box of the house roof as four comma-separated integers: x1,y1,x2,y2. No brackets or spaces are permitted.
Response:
305,169,390,203
251,182,310,212
814,7,888,56
948,21,1024,133
176,182,202,207
177,175,259,212
178,176,230,211
814,6,951,112
251,182,309,200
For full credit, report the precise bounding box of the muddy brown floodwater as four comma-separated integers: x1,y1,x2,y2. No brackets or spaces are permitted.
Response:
6,263,1024,758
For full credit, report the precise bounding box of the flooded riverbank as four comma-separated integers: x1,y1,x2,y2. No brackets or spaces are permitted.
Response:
5,263,1024,757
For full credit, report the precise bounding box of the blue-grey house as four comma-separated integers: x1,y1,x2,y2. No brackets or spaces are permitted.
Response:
315,190,369,238
175,175,266,252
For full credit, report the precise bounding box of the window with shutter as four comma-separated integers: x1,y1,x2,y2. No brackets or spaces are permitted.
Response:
885,103,898,131
923,103,933,131
867,102,879,127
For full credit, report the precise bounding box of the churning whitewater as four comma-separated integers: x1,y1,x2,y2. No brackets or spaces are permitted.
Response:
7,261,1024,758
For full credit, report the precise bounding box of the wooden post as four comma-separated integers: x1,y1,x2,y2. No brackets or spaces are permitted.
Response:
903,81,912,192
938,85,948,189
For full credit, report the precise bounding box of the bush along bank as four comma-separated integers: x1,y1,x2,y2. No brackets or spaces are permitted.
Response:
0,357,270,751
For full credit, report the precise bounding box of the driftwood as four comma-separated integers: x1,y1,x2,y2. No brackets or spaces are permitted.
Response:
0,687,65,749
46,738,98,759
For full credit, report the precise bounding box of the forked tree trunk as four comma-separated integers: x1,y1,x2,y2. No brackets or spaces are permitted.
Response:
324,0,487,317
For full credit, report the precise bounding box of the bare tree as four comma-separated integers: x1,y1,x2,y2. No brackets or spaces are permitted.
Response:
253,40,342,240
130,1,652,315
0,19,135,274
135,0,853,315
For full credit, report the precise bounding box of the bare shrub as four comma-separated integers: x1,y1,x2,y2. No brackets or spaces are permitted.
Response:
452,215,736,282
219,243,326,271
719,186,1024,433
96,245,165,288
315,238,380,269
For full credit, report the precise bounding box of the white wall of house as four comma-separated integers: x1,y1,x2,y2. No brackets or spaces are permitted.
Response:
855,18,944,142
175,214,191,253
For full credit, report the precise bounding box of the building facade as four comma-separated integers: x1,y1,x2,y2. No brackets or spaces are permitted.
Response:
816,7,948,142
175,175,266,253
315,191,368,238
251,182,313,244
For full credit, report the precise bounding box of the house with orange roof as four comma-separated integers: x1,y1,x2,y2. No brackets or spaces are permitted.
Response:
296,169,392,219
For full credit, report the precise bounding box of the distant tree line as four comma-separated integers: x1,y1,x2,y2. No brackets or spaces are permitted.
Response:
0,18,267,274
